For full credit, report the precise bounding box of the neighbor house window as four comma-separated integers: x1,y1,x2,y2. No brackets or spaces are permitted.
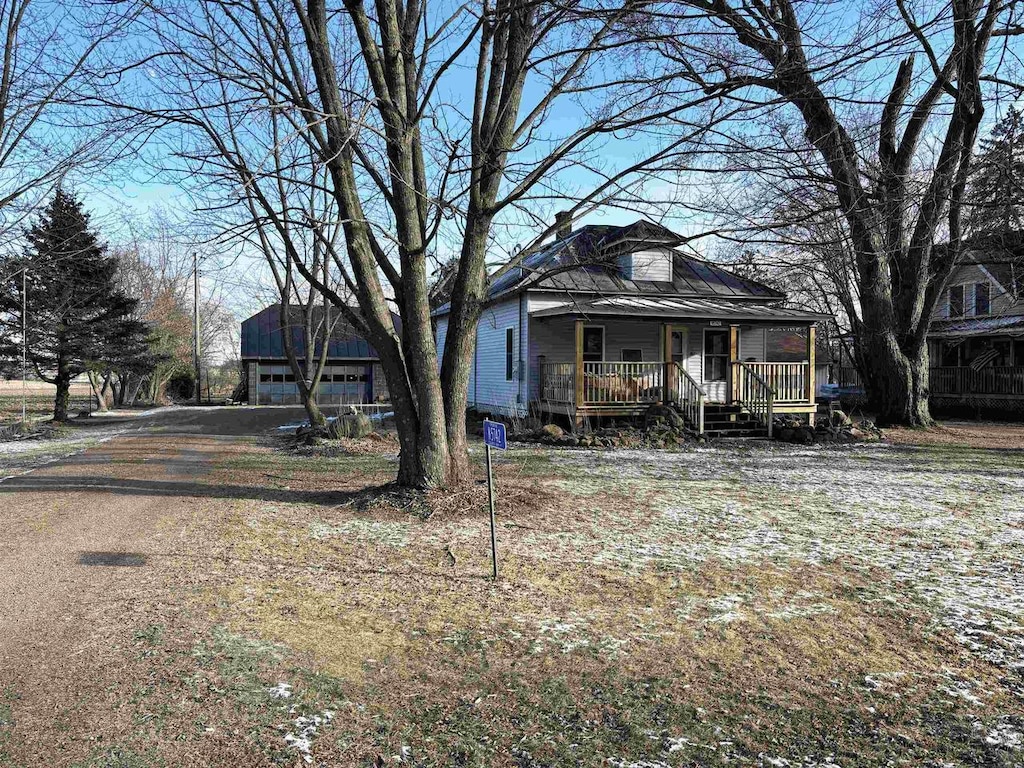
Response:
505,327,514,381
704,330,729,382
949,284,965,317
620,348,643,362
974,282,991,316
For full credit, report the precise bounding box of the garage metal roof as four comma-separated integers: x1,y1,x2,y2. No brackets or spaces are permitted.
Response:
529,295,828,322
240,304,379,360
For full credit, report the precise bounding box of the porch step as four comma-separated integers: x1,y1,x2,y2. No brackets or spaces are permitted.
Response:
676,402,770,439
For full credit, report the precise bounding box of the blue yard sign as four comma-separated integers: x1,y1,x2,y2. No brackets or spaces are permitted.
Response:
481,419,507,580
483,419,507,450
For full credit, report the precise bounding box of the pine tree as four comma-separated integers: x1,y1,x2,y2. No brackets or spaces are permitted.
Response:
0,190,145,421
967,106,1024,238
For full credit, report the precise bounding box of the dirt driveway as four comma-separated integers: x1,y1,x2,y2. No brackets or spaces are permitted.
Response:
0,406,310,765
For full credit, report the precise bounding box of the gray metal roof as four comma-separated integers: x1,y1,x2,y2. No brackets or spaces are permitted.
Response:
929,314,1024,338
529,295,828,322
488,222,783,300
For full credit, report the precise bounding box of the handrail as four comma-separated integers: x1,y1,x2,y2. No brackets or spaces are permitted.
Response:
671,361,707,435
734,361,775,437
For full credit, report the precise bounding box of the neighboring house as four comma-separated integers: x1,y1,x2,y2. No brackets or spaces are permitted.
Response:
240,304,389,405
433,219,830,436
928,239,1024,413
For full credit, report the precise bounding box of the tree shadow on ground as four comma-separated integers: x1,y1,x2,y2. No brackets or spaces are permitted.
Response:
0,474,373,506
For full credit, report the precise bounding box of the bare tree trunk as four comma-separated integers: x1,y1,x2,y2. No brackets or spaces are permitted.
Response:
87,371,109,412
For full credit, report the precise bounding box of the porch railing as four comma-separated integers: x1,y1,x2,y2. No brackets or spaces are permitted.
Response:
581,361,663,404
735,362,808,403
670,361,706,434
929,366,1024,396
539,362,575,404
735,361,775,437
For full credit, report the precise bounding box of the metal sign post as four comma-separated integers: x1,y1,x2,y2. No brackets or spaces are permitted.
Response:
482,419,507,580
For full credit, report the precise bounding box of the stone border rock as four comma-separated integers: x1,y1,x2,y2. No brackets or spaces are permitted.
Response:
773,410,883,445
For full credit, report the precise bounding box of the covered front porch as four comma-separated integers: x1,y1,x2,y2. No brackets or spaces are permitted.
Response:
928,322,1024,411
529,297,826,434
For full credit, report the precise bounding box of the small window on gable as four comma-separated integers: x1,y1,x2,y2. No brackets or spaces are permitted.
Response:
949,284,965,317
620,348,643,362
974,282,991,316
505,327,514,381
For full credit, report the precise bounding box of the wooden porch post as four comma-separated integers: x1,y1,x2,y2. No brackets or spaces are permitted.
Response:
806,324,817,425
729,324,740,402
662,323,672,403
574,319,584,428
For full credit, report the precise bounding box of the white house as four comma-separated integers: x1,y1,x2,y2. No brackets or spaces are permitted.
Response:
434,219,829,436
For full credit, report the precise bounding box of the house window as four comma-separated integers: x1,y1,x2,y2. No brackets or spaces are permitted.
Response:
704,329,729,382
671,330,686,365
974,282,991,316
582,326,604,363
949,285,965,317
620,348,643,362
505,327,515,381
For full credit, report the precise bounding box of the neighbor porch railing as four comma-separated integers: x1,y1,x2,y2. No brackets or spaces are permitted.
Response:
734,362,808,403
670,361,706,434
735,361,775,437
581,361,663,404
929,366,1024,396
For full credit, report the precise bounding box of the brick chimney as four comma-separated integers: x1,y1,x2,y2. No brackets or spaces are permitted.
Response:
554,210,572,240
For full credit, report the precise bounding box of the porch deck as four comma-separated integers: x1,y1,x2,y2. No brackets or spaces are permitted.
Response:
538,359,817,433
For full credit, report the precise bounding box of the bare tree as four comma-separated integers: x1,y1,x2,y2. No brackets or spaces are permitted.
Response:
0,0,141,238
133,0,735,487
653,0,1024,425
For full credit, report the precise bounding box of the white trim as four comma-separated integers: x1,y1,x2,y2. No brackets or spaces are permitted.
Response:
702,327,729,383
582,324,606,362
974,263,1011,297
947,283,968,318
973,280,992,317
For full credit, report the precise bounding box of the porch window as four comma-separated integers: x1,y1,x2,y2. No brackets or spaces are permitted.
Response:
974,282,991,316
704,330,729,382
620,348,643,362
582,326,604,362
505,327,514,381
949,285,965,317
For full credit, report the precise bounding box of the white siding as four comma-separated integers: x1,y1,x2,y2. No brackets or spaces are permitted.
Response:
616,248,673,281
434,316,448,371
471,297,526,416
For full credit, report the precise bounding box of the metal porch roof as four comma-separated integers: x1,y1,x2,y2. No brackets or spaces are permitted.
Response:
929,315,1024,338
529,295,828,322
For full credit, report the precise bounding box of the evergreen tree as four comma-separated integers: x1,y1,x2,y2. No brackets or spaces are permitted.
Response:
0,190,145,421
967,106,1024,238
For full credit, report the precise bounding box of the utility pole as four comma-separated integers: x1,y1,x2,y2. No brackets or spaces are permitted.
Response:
194,251,201,406
21,267,26,424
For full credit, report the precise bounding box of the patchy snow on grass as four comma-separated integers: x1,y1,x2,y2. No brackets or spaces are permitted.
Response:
267,681,293,699
981,718,1024,749
282,708,335,764
548,444,1024,673
309,518,410,547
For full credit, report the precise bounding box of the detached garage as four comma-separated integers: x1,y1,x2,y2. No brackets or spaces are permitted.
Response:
240,305,390,406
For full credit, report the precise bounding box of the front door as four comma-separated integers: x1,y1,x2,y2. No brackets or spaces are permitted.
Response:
703,329,729,402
